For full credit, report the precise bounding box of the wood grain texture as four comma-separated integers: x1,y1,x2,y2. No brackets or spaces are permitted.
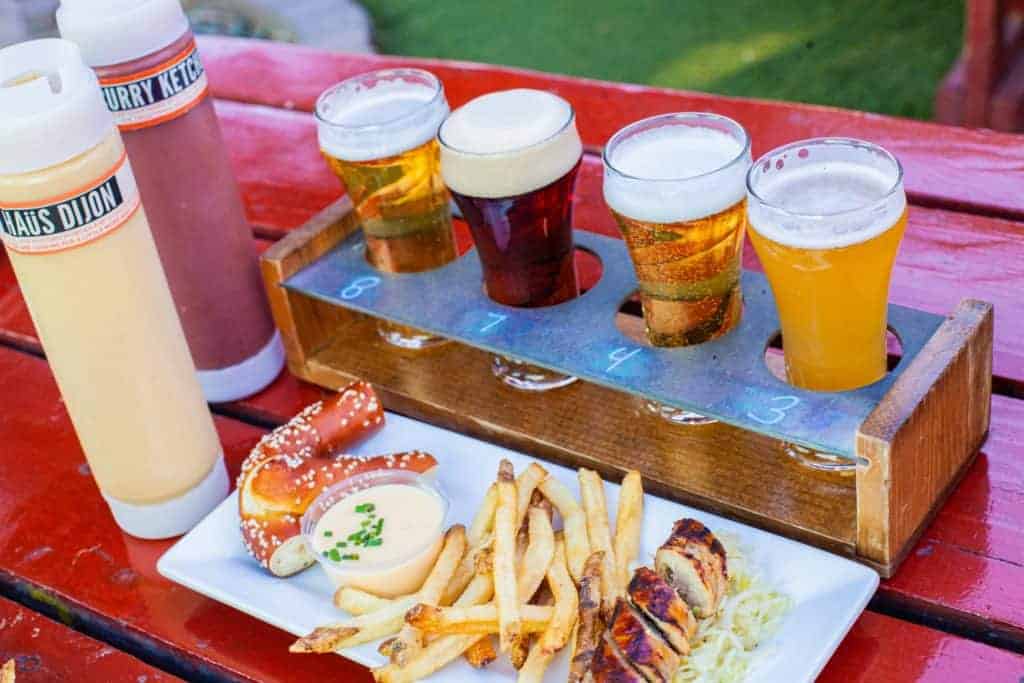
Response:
856,300,993,574
198,35,1024,220
260,196,359,373
819,611,1024,682
0,595,182,682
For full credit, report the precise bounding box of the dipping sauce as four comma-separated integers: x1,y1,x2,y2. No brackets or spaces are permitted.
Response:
310,482,446,597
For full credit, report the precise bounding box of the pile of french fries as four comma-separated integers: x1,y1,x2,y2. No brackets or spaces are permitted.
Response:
290,458,644,683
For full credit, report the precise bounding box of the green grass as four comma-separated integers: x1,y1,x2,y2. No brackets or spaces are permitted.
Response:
361,0,963,120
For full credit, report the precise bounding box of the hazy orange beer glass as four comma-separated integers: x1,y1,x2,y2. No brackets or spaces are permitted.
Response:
746,138,907,395
316,69,455,349
603,113,751,424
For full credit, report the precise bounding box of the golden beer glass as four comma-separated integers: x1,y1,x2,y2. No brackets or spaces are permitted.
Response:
315,69,456,349
746,138,907,470
603,113,751,425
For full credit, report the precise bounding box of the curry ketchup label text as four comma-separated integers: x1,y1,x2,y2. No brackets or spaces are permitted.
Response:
0,154,141,255
98,39,208,130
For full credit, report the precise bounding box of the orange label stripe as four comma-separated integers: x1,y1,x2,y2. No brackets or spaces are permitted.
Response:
98,40,198,86
0,151,129,210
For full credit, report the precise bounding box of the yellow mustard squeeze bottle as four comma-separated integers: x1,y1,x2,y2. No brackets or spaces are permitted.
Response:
0,38,227,538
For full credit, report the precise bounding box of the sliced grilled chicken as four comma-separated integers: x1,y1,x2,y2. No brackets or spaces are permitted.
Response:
607,597,680,682
590,631,647,683
654,518,728,618
628,566,696,655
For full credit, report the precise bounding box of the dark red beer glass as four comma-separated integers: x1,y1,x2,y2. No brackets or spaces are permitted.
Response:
440,89,583,390
450,160,581,308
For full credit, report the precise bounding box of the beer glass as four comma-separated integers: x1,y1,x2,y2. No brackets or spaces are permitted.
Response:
316,69,456,349
603,113,751,424
746,137,907,470
439,88,582,391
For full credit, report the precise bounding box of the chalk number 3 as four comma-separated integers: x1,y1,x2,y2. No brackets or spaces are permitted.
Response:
747,395,800,425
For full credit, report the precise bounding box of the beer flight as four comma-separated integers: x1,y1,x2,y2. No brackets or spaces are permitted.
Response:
316,68,907,461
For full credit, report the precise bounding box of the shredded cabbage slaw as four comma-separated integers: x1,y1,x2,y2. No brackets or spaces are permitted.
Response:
673,534,790,683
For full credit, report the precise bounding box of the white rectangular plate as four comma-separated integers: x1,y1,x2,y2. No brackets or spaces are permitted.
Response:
159,411,878,682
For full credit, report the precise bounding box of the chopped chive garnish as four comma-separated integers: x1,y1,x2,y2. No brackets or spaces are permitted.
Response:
328,548,341,562
323,530,333,538
354,503,375,513
348,532,361,541
361,519,371,527
341,553,360,561
322,550,329,557
366,538,382,547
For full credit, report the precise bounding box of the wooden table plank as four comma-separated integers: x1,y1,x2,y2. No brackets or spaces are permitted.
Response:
0,347,371,683
0,595,182,682
0,343,1018,682
199,35,1024,221
819,611,1024,682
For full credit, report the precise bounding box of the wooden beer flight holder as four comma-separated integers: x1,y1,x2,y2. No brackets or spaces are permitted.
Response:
261,196,993,578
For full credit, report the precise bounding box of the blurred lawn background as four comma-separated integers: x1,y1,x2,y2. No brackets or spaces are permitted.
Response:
360,0,963,120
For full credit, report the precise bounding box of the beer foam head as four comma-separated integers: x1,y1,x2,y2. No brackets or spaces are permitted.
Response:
603,115,750,224
746,139,905,250
316,69,448,162
439,89,582,198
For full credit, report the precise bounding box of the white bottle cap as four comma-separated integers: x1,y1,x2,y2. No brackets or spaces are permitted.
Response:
56,0,189,67
0,39,114,175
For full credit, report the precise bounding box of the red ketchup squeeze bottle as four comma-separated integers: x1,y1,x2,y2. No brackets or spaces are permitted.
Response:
56,0,284,402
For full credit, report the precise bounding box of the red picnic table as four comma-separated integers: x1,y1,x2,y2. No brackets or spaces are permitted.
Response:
0,36,1023,682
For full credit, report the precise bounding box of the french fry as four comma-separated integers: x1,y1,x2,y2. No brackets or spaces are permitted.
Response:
0,660,13,683
455,560,497,667
445,481,499,604
568,552,605,683
373,634,486,683
405,604,553,635
469,483,499,546
515,462,548,529
290,595,420,652
519,638,550,682
613,470,644,591
517,505,556,602
444,536,493,605
513,570,556,672
538,476,591,583
579,469,618,618
464,636,498,668
540,540,579,655
509,633,532,670
494,459,521,653
520,540,580,679
334,586,394,615
384,525,467,665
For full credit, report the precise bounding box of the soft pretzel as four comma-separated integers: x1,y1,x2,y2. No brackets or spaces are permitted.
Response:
238,381,436,576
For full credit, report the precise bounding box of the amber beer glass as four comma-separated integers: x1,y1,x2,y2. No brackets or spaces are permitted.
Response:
603,113,751,424
316,69,455,349
439,89,582,391
746,138,907,470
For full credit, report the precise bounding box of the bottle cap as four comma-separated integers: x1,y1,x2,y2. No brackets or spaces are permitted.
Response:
56,0,189,67
0,39,113,175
